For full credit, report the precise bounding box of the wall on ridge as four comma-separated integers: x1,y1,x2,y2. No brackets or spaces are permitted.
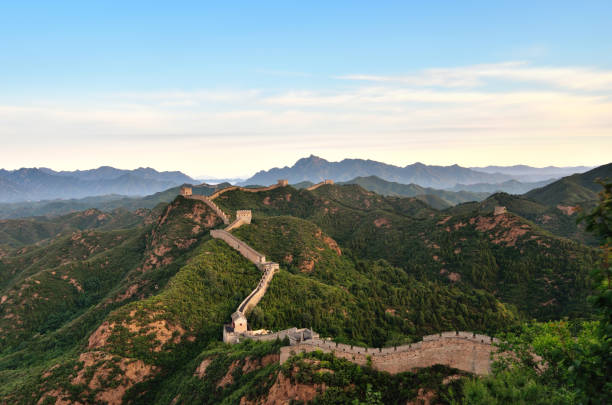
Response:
237,264,276,313
188,195,230,224
211,229,266,264
306,179,334,191
225,218,246,232
280,333,497,375
208,182,288,200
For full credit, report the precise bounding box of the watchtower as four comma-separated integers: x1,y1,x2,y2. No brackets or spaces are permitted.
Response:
231,311,248,333
180,186,193,197
236,210,252,224
277,179,289,187
494,206,507,215
323,179,334,185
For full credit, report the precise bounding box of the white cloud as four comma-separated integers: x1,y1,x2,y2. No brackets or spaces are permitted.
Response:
1,61,611,175
337,61,612,91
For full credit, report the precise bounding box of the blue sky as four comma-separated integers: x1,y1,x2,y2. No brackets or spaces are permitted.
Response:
1,1,611,177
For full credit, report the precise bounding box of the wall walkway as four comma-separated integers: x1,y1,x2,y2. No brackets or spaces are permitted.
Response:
225,218,247,232
305,179,334,191
210,229,267,265
280,332,498,375
209,180,288,200
187,195,230,224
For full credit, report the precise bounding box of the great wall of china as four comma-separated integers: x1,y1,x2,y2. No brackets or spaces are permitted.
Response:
180,181,499,375
305,179,334,191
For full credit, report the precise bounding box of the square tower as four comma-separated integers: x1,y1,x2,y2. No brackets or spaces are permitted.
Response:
236,210,252,224
277,179,289,187
180,186,193,196
231,311,247,333
494,206,507,215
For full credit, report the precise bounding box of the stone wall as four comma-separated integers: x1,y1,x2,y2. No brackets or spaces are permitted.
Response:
248,328,318,343
208,180,289,200
225,218,246,232
224,210,252,231
237,263,277,313
188,195,230,224
280,332,497,375
306,179,334,191
494,206,507,215
210,229,266,264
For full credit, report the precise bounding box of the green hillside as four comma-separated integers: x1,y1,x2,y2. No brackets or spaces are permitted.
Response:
525,163,611,205
339,175,490,207
450,192,599,246
215,184,596,320
0,182,604,403
0,208,148,248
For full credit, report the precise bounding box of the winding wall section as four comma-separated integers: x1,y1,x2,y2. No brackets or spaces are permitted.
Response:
209,179,288,200
188,195,230,224
281,332,498,375
305,179,334,191
185,182,499,376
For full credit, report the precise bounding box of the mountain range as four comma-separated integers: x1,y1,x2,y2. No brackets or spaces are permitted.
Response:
244,155,513,188
0,167,194,203
243,155,592,190
0,158,602,207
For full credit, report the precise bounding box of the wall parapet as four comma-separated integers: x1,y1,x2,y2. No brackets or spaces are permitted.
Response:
237,263,277,313
279,331,498,375
211,229,266,264
306,179,334,191
208,180,289,200
187,195,230,224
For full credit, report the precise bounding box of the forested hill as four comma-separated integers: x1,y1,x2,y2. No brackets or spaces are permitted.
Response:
337,175,490,208
525,162,612,205
0,182,600,403
214,184,597,320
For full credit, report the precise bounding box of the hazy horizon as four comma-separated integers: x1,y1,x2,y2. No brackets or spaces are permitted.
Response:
0,155,599,181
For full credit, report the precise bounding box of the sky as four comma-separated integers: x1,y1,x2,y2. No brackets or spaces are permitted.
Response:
1,1,611,178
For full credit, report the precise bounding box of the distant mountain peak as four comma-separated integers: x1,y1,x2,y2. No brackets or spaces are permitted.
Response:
242,155,513,188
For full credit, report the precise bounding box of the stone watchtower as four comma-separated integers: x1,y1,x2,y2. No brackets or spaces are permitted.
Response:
494,206,507,215
277,179,289,187
236,210,252,224
180,186,193,197
323,179,334,185
231,311,248,333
